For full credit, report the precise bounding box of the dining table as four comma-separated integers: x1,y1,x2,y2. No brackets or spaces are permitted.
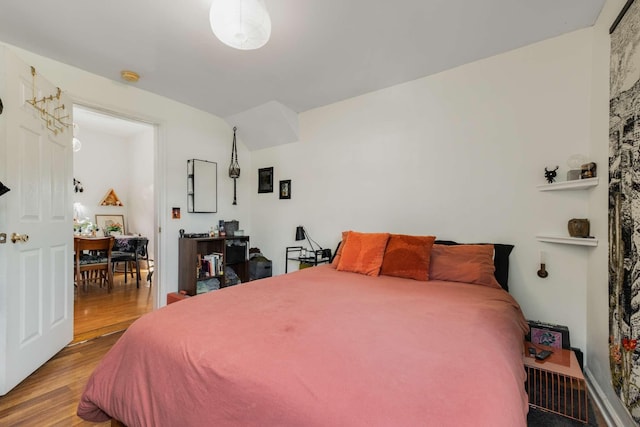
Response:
75,234,150,287
74,234,145,250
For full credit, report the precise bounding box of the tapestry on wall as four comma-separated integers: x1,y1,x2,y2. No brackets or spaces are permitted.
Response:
610,0,640,422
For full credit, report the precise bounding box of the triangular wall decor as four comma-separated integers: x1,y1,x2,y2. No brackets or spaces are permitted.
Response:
99,188,123,206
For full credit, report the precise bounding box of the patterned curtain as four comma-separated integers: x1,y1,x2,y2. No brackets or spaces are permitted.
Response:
609,0,640,422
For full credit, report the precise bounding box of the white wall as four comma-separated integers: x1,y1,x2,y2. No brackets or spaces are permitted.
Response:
2,42,252,306
72,128,129,226
127,127,155,256
251,30,594,353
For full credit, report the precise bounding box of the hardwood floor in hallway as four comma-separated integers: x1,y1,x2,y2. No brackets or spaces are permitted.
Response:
74,269,153,343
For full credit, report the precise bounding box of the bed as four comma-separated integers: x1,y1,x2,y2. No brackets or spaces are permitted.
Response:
77,233,529,426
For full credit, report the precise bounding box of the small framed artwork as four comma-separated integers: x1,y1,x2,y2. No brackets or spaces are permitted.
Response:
172,207,181,219
525,321,570,349
279,180,291,199
258,167,274,193
95,214,125,235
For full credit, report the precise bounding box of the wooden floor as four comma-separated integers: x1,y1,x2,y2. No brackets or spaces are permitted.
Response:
0,331,122,426
74,269,153,343
0,270,152,426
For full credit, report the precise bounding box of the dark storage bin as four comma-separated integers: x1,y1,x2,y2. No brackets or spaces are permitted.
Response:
250,258,272,280
225,243,247,264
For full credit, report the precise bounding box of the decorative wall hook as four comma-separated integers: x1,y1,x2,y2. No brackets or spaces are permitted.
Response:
26,66,70,135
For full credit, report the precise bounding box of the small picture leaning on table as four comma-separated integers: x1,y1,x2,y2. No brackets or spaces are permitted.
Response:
96,214,125,236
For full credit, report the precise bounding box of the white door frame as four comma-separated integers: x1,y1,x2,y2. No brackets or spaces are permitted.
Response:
71,99,166,310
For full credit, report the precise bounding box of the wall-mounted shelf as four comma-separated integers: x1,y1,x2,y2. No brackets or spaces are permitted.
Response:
536,177,599,244
99,188,123,206
536,235,598,247
536,177,599,191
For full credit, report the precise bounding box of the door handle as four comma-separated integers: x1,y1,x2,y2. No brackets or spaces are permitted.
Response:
10,233,29,244
0,233,6,244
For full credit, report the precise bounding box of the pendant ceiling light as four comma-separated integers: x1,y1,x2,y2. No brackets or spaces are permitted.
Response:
209,0,271,50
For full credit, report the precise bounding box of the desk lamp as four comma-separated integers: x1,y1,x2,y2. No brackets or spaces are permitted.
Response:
295,226,324,256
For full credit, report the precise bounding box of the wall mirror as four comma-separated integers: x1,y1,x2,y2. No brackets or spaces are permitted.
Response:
187,159,217,213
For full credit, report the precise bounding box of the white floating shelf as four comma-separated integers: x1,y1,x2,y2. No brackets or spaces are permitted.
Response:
536,235,598,247
537,177,599,191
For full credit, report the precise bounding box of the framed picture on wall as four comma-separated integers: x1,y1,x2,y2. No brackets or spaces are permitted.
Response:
279,180,291,199
258,167,274,193
95,214,125,235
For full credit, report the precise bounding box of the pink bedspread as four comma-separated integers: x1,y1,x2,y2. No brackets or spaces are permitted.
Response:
78,265,529,426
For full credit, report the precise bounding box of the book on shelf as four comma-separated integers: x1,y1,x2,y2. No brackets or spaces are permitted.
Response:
199,252,224,277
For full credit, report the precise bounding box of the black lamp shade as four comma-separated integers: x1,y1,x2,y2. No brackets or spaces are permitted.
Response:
295,226,305,241
0,181,9,197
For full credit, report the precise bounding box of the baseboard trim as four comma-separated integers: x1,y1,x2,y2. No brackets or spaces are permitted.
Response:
585,368,627,427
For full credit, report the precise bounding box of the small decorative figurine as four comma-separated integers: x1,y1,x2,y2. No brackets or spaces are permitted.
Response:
581,162,597,179
544,166,559,184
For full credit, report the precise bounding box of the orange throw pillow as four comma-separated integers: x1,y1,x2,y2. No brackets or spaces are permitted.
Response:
429,244,501,289
380,234,436,281
337,231,390,276
331,231,350,268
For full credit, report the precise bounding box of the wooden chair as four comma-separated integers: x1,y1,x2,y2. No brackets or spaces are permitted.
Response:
74,236,114,292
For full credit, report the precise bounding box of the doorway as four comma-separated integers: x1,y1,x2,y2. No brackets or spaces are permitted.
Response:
72,105,156,343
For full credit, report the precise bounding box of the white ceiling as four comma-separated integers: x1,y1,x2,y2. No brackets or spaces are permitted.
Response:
73,106,153,139
0,0,605,124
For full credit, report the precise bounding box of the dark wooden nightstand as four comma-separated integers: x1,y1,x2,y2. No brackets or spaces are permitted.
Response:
285,246,331,273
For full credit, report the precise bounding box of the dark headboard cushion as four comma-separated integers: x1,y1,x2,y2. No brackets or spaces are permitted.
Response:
330,240,342,263
434,241,514,291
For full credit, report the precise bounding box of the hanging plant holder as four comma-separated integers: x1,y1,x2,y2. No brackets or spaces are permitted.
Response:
229,126,240,205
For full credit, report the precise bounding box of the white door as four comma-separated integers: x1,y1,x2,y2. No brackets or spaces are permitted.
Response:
0,46,74,395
